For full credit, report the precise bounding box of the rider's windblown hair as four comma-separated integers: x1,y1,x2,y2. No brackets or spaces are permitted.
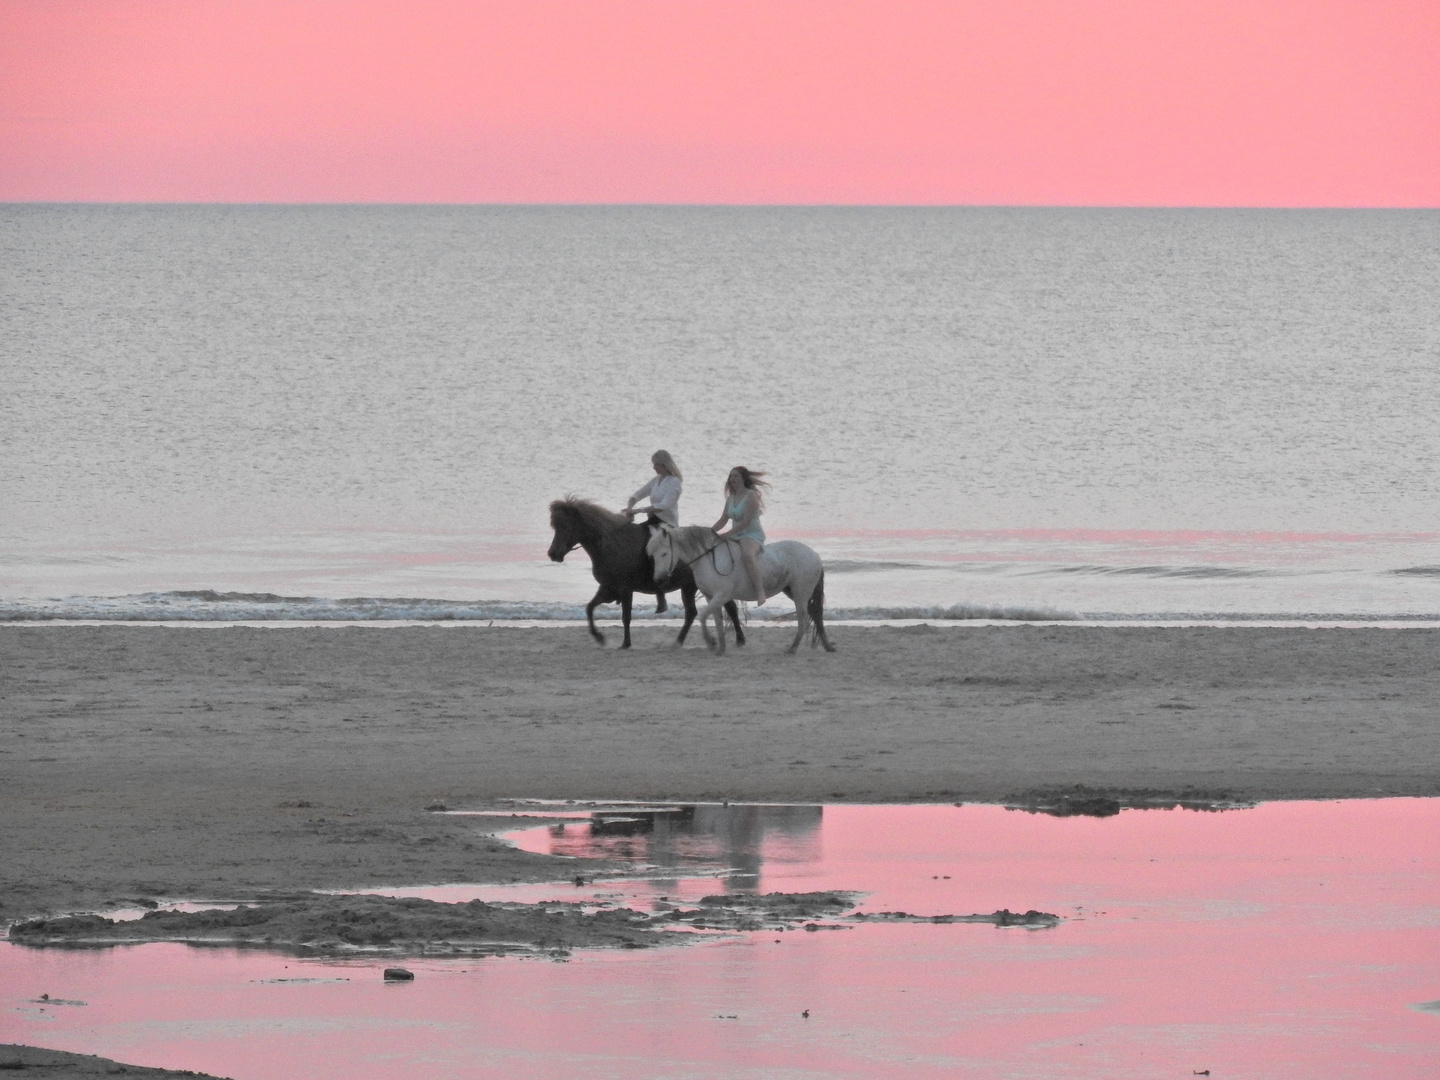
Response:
651,450,682,480
726,466,770,511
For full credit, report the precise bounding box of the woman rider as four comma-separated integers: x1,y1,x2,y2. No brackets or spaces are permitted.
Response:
713,466,769,606
622,450,682,613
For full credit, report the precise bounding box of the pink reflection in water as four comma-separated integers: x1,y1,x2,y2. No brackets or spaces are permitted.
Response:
3,800,1438,1079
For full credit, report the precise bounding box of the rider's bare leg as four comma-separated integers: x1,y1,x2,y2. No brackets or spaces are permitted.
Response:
740,538,766,605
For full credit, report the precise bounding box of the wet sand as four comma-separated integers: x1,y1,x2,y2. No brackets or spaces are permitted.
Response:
0,1043,232,1078
3,625,1440,921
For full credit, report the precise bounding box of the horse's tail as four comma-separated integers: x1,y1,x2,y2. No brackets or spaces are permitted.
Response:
807,569,825,644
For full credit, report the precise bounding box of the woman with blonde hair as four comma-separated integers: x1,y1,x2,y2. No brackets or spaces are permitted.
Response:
623,450,683,612
713,466,769,606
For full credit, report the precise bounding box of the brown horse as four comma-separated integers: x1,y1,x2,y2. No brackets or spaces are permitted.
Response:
548,497,746,649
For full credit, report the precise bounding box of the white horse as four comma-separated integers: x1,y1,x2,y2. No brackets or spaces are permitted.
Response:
647,526,836,654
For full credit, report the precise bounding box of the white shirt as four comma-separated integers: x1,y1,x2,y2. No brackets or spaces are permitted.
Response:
631,475,681,526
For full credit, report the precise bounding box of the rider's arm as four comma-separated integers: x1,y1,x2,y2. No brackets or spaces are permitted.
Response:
629,478,657,505
712,503,730,533
624,478,656,515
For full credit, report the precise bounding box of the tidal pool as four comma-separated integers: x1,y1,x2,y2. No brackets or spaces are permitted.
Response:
3,800,1438,1079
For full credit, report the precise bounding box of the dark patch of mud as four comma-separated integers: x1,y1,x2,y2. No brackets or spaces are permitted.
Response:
0,1043,231,1078
675,892,862,931
8,891,1062,955
8,895,657,957
1003,785,1254,818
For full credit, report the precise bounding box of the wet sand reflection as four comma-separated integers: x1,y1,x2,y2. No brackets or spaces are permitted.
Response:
542,803,823,892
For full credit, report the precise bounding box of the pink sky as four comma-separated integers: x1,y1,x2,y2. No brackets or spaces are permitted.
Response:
2,0,1437,204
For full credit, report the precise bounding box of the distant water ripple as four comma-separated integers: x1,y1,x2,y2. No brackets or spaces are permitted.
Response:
4,206,1439,621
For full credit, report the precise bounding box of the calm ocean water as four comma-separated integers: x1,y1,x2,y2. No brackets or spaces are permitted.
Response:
3,205,1439,622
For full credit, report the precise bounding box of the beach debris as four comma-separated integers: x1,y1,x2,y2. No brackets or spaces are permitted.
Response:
383,967,414,981
425,802,449,812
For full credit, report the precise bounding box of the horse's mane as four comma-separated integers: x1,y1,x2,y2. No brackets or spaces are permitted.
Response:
664,525,726,561
549,496,628,533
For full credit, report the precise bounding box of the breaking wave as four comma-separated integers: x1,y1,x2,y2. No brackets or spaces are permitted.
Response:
823,604,1077,622
796,560,1286,579
0,592,592,622
5,592,1439,625
1044,564,1282,579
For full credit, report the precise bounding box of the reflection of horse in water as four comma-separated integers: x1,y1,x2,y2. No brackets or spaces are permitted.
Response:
547,497,745,649
647,526,836,655
548,804,824,890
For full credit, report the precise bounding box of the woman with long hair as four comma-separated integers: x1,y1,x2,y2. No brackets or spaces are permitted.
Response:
623,449,683,612
713,466,769,605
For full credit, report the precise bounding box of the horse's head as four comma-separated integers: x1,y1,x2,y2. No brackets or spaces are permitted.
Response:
646,525,676,581
549,497,627,562
548,500,581,562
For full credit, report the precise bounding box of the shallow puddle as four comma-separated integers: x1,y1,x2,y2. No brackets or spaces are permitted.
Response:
3,800,1438,1079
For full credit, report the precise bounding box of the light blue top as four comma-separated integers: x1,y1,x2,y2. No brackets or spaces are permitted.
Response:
726,492,765,546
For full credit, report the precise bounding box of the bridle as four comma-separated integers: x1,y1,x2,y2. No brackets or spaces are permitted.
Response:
653,528,736,577
550,512,584,558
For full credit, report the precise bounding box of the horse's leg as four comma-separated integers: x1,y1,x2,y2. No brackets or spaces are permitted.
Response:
676,584,698,646
620,591,634,649
787,579,810,654
810,568,837,652
585,588,608,646
711,597,728,655
725,600,746,647
695,595,723,653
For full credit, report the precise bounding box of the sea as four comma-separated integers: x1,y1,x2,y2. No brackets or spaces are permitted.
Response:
3,204,1439,625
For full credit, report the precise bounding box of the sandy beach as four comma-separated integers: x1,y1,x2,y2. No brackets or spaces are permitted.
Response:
3,624,1438,922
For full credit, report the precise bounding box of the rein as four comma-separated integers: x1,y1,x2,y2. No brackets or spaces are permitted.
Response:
661,532,737,576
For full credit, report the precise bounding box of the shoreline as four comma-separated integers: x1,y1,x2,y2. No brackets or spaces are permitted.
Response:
8,617,1440,629
4,624,1440,920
